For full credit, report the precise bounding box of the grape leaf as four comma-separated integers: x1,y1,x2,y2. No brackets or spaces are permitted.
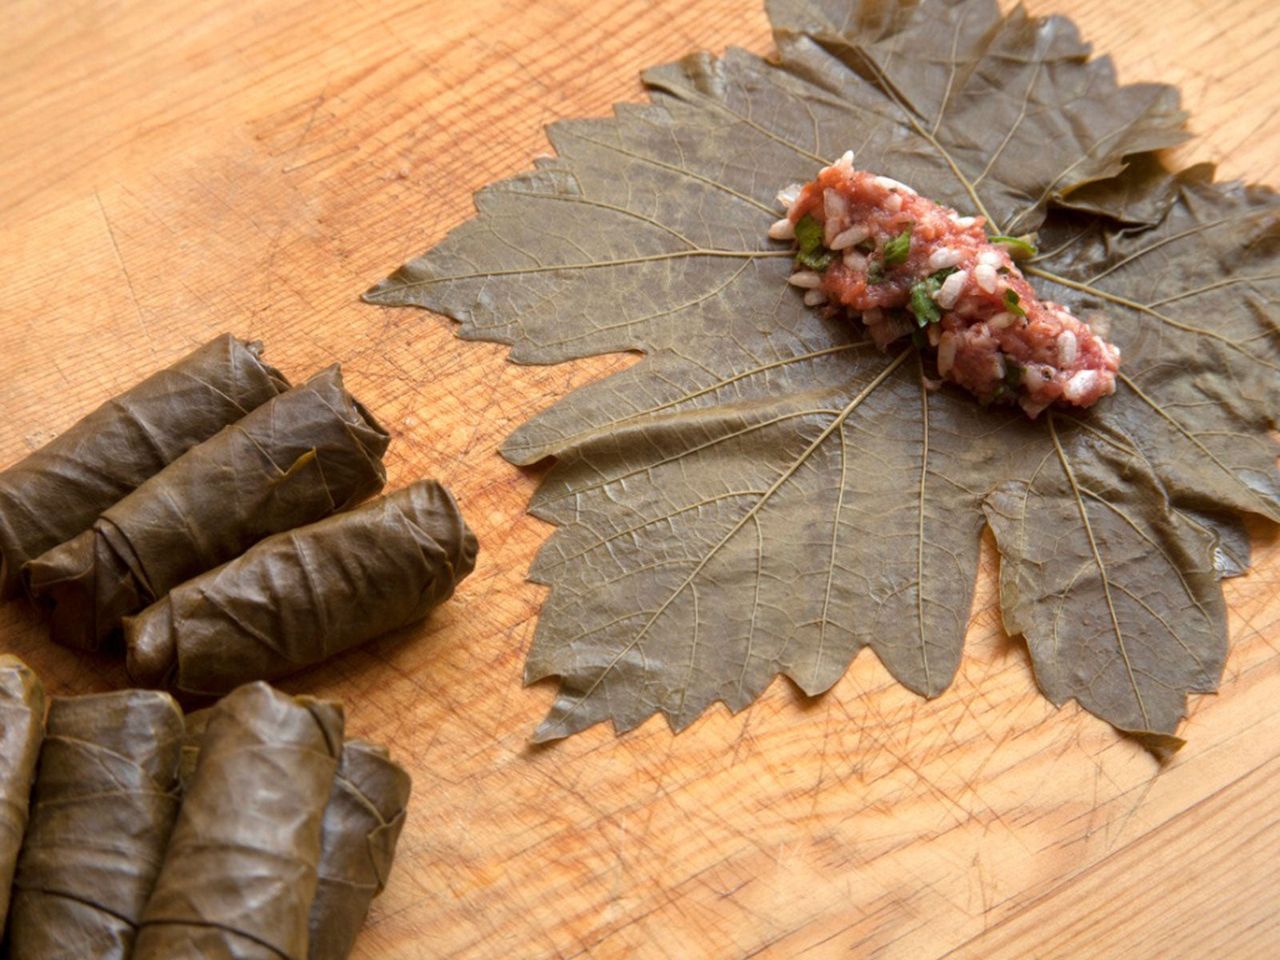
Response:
365,0,1279,746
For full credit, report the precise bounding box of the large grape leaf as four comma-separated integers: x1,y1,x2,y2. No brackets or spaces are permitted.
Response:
365,0,1280,747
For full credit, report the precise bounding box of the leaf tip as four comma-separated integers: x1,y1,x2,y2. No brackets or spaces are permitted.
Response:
529,720,566,745
361,280,396,305
1126,728,1186,764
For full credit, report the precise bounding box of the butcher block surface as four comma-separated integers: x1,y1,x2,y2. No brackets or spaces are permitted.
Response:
1,0,1278,957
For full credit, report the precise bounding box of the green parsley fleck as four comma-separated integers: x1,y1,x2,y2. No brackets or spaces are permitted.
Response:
907,267,957,326
794,214,834,272
795,214,822,251
882,224,913,266
989,234,1038,260
1004,358,1024,389
797,248,834,271
909,283,940,326
1003,288,1026,318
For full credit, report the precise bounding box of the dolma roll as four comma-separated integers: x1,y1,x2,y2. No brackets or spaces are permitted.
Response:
134,682,344,960
0,655,44,934
6,690,184,960
176,707,212,792
126,479,478,696
27,365,390,652
308,741,411,960
0,334,288,597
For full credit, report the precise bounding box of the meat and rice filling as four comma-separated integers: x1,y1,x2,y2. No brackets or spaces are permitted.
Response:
771,151,1120,417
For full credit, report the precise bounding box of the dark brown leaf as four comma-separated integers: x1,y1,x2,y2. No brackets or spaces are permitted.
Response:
8,690,183,960
0,335,288,597
0,654,43,932
124,480,478,698
25,366,390,653
308,740,411,960
366,0,1278,745
134,682,343,960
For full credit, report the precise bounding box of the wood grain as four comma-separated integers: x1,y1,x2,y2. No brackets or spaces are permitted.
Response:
1,1,1277,957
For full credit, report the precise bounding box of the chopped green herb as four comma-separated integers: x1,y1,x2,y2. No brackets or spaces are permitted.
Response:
796,248,834,271
1004,358,1024,389
906,267,957,326
794,213,834,272
909,282,940,326
989,234,1038,259
882,224,913,266
1003,288,1026,317
866,260,886,285
794,214,822,251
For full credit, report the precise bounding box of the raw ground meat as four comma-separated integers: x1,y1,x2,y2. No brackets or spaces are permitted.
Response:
771,152,1120,417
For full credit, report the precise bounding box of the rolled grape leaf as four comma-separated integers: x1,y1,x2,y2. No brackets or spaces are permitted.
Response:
307,740,411,960
26,365,390,652
365,0,1279,745
176,707,212,792
124,480,478,697
7,690,184,960
0,654,44,934
134,682,343,960
0,334,288,597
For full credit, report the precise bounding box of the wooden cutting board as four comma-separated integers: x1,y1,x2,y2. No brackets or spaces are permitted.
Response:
2,1,1277,956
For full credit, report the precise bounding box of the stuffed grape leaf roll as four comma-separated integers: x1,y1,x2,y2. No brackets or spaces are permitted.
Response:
134,682,343,960
26,365,389,652
308,740,411,960
0,335,288,597
125,479,477,696
6,690,184,960
0,654,44,935
176,707,212,792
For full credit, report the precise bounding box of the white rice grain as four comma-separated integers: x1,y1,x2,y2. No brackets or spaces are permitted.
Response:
974,263,998,293
978,249,1002,268
1063,369,1099,402
988,311,1017,330
884,192,903,213
768,217,796,240
823,188,850,224
950,214,977,228
937,333,958,376
927,247,964,271
788,270,823,289
834,150,855,173
1022,364,1049,389
776,183,804,209
842,250,867,272
1057,330,1078,366
830,224,871,250
803,289,828,306
874,175,916,195
935,270,968,309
